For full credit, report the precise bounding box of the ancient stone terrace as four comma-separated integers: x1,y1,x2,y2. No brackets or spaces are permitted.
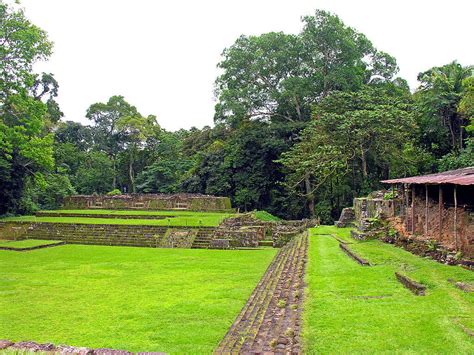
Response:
62,193,233,212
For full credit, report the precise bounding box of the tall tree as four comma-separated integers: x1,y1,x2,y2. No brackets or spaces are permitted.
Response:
280,85,420,218
117,113,160,192
0,2,57,214
415,61,473,156
86,96,138,190
214,10,398,127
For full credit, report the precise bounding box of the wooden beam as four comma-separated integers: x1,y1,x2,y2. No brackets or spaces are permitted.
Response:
425,185,428,235
438,185,443,240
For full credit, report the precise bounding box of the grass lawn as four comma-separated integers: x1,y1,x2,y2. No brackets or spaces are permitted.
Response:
1,213,232,227
40,209,235,218
0,239,62,249
0,245,277,353
304,226,474,353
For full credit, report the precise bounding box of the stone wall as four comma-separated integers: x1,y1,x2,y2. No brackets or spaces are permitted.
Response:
0,221,216,248
62,193,233,212
335,207,355,227
398,197,473,259
353,196,402,221
0,222,31,240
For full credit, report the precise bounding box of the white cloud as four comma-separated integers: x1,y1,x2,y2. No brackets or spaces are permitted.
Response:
19,0,474,131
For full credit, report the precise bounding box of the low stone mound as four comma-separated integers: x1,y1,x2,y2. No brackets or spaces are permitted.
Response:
339,243,371,266
395,272,426,296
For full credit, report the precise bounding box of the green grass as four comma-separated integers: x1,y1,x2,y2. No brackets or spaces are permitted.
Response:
42,209,236,217
304,226,474,353
253,210,281,222
0,239,62,248
1,213,233,227
0,245,277,353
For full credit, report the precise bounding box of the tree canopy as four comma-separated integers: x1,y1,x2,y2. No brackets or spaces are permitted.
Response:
1,4,473,222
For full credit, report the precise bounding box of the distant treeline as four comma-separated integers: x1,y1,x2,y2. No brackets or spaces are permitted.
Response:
1,4,473,220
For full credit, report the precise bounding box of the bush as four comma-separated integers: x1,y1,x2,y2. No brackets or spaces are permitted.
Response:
107,189,122,196
19,173,76,213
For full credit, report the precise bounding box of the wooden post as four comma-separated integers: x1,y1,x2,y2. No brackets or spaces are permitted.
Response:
411,185,415,233
454,186,458,250
405,184,409,230
425,185,429,236
438,185,443,240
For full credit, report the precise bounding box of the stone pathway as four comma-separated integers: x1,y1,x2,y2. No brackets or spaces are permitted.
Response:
215,233,308,354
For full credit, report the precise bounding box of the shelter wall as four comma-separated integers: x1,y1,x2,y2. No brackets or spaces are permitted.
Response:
398,185,473,258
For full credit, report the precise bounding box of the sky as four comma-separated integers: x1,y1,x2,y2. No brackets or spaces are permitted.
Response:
16,0,474,131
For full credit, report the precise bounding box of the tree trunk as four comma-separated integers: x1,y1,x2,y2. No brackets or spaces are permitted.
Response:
360,145,368,179
304,174,315,216
129,152,135,193
112,157,117,189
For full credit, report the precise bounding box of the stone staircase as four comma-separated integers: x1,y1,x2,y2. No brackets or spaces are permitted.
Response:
191,229,215,249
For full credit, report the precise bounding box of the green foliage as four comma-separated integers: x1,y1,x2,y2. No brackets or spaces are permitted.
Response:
1,4,472,223
0,3,56,215
0,244,276,353
18,173,76,213
383,190,397,200
415,61,473,156
106,189,121,196
215,10,398,127
438,138,474,171
280,84,417,220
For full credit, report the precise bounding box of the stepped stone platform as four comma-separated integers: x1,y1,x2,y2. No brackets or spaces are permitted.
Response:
0,221,216,248
215,233,308,354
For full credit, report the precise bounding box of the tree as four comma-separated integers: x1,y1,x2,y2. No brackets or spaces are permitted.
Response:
0,2,56,214
117,114,160,192
214,10,399,127
280,85,419,219
136,130,193,193
415,61,473,156
86,95,158,191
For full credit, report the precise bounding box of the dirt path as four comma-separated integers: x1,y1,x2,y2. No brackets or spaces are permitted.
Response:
215,233,308,354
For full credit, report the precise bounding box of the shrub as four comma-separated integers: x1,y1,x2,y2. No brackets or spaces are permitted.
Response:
107,189,122,196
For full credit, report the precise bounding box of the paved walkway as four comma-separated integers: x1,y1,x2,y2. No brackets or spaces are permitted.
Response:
215,233,308,354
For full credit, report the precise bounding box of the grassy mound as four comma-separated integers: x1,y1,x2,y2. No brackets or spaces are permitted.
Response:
253,210,281,222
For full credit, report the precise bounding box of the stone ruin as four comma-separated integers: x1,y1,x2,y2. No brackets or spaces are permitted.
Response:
212,213,318,249
62,193,233,212
334,207,355,227
336,190,473,268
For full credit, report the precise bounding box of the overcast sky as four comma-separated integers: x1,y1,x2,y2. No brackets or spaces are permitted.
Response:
18,0,474,131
